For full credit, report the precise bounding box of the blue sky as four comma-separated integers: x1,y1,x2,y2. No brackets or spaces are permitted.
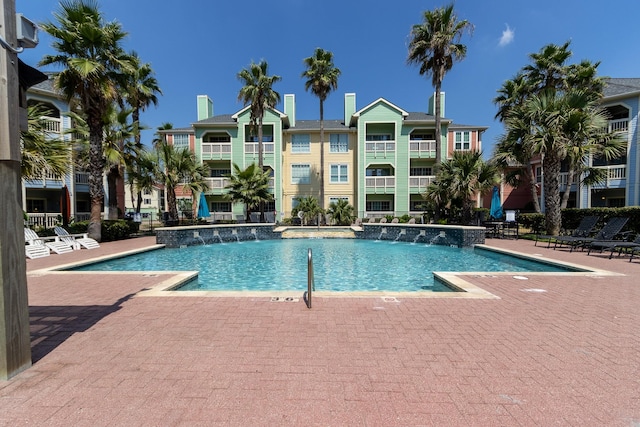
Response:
16,0,640,155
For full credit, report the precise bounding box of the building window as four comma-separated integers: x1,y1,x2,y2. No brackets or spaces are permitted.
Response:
204,133,230,142
454,131,470,150
291,134,310,153
410,167,432,176
245,124,274,142
366,201,391,211
211,202,231,212
143,198,151,205
210,169,231,177
291,164,310,184
330,134,348,152
330,164,348,183
366,168,392,177
410,131,434,141
173,133,189,148
329,197,349,205
535,166,542,183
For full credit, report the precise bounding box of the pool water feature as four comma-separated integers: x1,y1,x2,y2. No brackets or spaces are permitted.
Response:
72,239,575,293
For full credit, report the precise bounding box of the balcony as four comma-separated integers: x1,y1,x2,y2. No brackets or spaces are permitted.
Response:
205,177,230,194
365,176,395,194
409,140,436,158
365,141,395,158
202,142,231,160
409,176,436,192
244,142,274,154
592,165,626,189
608,118,628,133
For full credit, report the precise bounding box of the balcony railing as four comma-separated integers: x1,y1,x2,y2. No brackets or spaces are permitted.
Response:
75,172,89,185
365,176,395,191
608,118,629,133
409,140,436,155
205,177,230,190
365,141,395,155
202,143,231,156
27,212,92,229
409,175,436,188
244,142,274,154
43,117,61,134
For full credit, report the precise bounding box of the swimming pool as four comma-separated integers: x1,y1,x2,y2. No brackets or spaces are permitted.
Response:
73,239,575,293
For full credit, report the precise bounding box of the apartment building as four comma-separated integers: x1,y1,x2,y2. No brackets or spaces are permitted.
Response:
165,92,487,222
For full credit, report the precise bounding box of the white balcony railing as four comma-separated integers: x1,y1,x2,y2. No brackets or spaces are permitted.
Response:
202,143,231,156
365,176,395,190
244,142,274,154
409,140,436,154
75,172,89,185
365,141,395,155
608,118,629,133
602,165,626,180
409,176,436,188
205,177,230,190
42,117,61,133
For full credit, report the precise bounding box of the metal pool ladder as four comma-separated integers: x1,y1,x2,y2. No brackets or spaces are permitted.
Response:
305,248,315,309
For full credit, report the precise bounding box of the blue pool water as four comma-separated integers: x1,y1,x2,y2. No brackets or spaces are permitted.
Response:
73,239,574,293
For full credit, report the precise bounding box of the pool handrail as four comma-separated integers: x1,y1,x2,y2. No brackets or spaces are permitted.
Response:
306,248,314,309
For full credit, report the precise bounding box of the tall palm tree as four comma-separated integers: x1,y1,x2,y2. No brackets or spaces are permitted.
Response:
237,60,281,222
302,48,341,213
123,51,162,148
20,104,71,180
407,4,473,165
224,163,273,223
154,138,202,223
39,0,133,241
103,106,137,220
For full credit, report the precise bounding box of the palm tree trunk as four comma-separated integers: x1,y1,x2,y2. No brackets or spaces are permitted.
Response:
107,165,119,220
167,186,178,223
257,116,265,222
88,124,105,242
319,99,325,224
560,169,575,209
543,153,562,235
526,164,541,213
434,83,442,166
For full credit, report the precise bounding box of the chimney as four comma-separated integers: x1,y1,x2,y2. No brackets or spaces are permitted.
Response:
284,94,295,127
344,93,356,126
197,95,213,121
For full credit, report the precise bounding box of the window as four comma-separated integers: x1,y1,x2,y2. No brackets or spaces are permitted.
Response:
173,133,189,148
143,198,151,205
535,166,542,183
454,131,470,150
330,164,348,183
410,167,432,176
366,134,392,141
366,168,392,177
210,169,231,177
291,164,311,184
366,201,391,211
330,134,349,152
329,197,349,205
211,202,231,212
204,133,230,142
410,131,434,140
291,134,310,153
245,124,274,142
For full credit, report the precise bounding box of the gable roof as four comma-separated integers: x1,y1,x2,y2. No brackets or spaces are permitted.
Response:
603,78,640,99
353,97,409,118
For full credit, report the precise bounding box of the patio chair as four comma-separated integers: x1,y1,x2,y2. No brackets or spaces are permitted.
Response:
554,217,629,252
54,226,100,250
24,228,74,255
587,233,640,259
535,215,600,248
379,217,387,223
25,244,50,259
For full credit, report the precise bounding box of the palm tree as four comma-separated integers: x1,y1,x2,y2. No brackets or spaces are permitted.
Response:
103,106,137,220
302,48,341,213
430,150,499,224
326,198,354,226
122,51,162,148
407,4,473,165
39,0,133,241
293,196,323,226
20,104,71,181
125,148,156,214
154,138,202,223
224,163,273,223
237,60,281,222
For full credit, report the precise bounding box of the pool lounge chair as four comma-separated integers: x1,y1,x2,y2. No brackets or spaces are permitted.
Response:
24,228,74,255
25,244,50,259
587,233,640,259
554,217,629,252
54,226,100,250
535,215,599,248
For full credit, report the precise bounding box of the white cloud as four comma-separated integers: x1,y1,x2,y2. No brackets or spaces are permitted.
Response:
499,24,515,47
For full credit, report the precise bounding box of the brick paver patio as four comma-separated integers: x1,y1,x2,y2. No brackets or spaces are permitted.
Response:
1,236,639,426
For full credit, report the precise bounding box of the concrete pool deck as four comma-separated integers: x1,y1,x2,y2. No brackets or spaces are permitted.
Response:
2,236,639,425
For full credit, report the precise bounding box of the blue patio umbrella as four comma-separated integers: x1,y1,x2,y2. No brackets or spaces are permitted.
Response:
197,192,210,218
490,186,503,220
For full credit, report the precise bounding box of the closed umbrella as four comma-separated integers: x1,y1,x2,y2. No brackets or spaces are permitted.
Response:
490,186,503,220
197,193,210,219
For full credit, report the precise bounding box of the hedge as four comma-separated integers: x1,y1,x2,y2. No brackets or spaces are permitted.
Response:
518,207,640,235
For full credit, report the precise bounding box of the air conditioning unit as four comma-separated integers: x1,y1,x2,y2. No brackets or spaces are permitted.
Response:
16,14,38,49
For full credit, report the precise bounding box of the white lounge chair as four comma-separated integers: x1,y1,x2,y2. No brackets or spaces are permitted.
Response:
25,244,50,259
24,228,74,255
54,226,100,249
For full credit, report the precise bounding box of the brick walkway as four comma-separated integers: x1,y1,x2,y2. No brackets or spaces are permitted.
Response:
1,236,639,426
